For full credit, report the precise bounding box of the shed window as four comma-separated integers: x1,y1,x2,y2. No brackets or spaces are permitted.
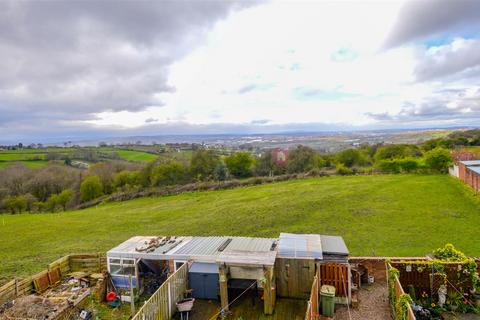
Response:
109,258,136,277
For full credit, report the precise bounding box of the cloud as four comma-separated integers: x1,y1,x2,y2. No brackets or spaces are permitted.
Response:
414,38,480,81
383,0,480,48
250,119,270,124
237,84,259,94
366,88,480,124
145,118,158,124
0,0,253,127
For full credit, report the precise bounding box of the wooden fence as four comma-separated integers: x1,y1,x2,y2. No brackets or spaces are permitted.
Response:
387,264,416,320
0,253,105,304
305,270,320,320
132,262,188,320
318,263,349,298
390,261,475,295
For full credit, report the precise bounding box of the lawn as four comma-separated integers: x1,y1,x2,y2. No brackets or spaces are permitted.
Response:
1,174,480,284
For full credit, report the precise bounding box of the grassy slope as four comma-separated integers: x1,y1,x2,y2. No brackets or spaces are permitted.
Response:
1,174,480,282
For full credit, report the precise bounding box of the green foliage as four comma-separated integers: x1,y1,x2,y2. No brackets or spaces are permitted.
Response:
57,189,73,211
225,152,255,178
424,148,453,173
190,149,220,181
377,157,420,173
151,161,188,186
46,193,60,212
255,151,283,176
80,175,104,202
287,145,322,173
433,243,467,261
396,294,413,320
336,148,369,167
336,163,352,175
375,144,422,161
2,195,27,214
113,171,139,189
213,162,229,181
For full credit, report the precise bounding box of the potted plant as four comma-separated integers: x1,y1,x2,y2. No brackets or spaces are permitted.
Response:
446,290,462,311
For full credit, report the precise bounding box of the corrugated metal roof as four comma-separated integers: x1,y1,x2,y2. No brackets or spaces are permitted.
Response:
278,233,323,259
321,235,349,256
468,166,480,174
107,234,348,263
460,160,480,166
173,236,227,256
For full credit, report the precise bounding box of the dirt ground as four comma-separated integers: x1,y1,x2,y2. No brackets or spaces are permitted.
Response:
335,282,392,320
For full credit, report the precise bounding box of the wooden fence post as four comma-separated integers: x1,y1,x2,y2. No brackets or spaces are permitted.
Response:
129,275,135,316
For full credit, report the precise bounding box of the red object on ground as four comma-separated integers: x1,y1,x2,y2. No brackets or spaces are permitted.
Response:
106,291,116,302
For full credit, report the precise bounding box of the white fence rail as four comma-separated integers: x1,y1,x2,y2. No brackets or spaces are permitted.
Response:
132,263,188,320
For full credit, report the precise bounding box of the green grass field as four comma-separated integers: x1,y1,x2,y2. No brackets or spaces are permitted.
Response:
1,174,480,283
0,147,162,168
113,149,159,161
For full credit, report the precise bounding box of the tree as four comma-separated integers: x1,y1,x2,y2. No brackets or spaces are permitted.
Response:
57,189,74,211
113,171,139,189
255,151,280,176
23,193,37,212
2,195,27,214
80,176,104,202
375,144,422,161
424,148,453,173
336,148,368,168
151,161,188,186
225,152,255,178
213,162,229,181
286,145,319,173
190,149,220,180
46,193,60,212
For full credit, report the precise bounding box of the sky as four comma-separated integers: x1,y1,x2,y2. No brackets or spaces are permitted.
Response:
1,0,480,143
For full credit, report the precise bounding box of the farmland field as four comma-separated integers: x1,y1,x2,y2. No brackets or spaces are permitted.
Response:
0,147,162,168
1,174,480,283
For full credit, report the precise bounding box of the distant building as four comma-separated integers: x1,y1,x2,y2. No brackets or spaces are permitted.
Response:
272,148,289,166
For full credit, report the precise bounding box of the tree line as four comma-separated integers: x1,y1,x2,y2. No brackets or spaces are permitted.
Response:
0,139,455,214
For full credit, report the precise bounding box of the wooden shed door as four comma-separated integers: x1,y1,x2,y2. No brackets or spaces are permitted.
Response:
275,258,316,298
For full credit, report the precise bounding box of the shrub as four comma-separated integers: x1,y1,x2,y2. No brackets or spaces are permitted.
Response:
190,149,220,181
336,164,352,175
225,152,255,178
151,161,188,186
424,147,453,173
80,176,104,202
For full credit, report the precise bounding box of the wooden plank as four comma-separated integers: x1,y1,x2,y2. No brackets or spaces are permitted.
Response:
219,264,229,311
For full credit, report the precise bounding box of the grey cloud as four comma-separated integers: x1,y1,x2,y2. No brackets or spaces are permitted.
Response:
145,118,159,124
237,83,274,94
250,119,270,124
366,88,480,124
0,0,255,127
384,0,480,48
414,39,480,81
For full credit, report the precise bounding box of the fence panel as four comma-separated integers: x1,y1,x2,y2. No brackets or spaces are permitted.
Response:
0,253,105,304
132,263,188,320
305,270,320,320
318,263,349,297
